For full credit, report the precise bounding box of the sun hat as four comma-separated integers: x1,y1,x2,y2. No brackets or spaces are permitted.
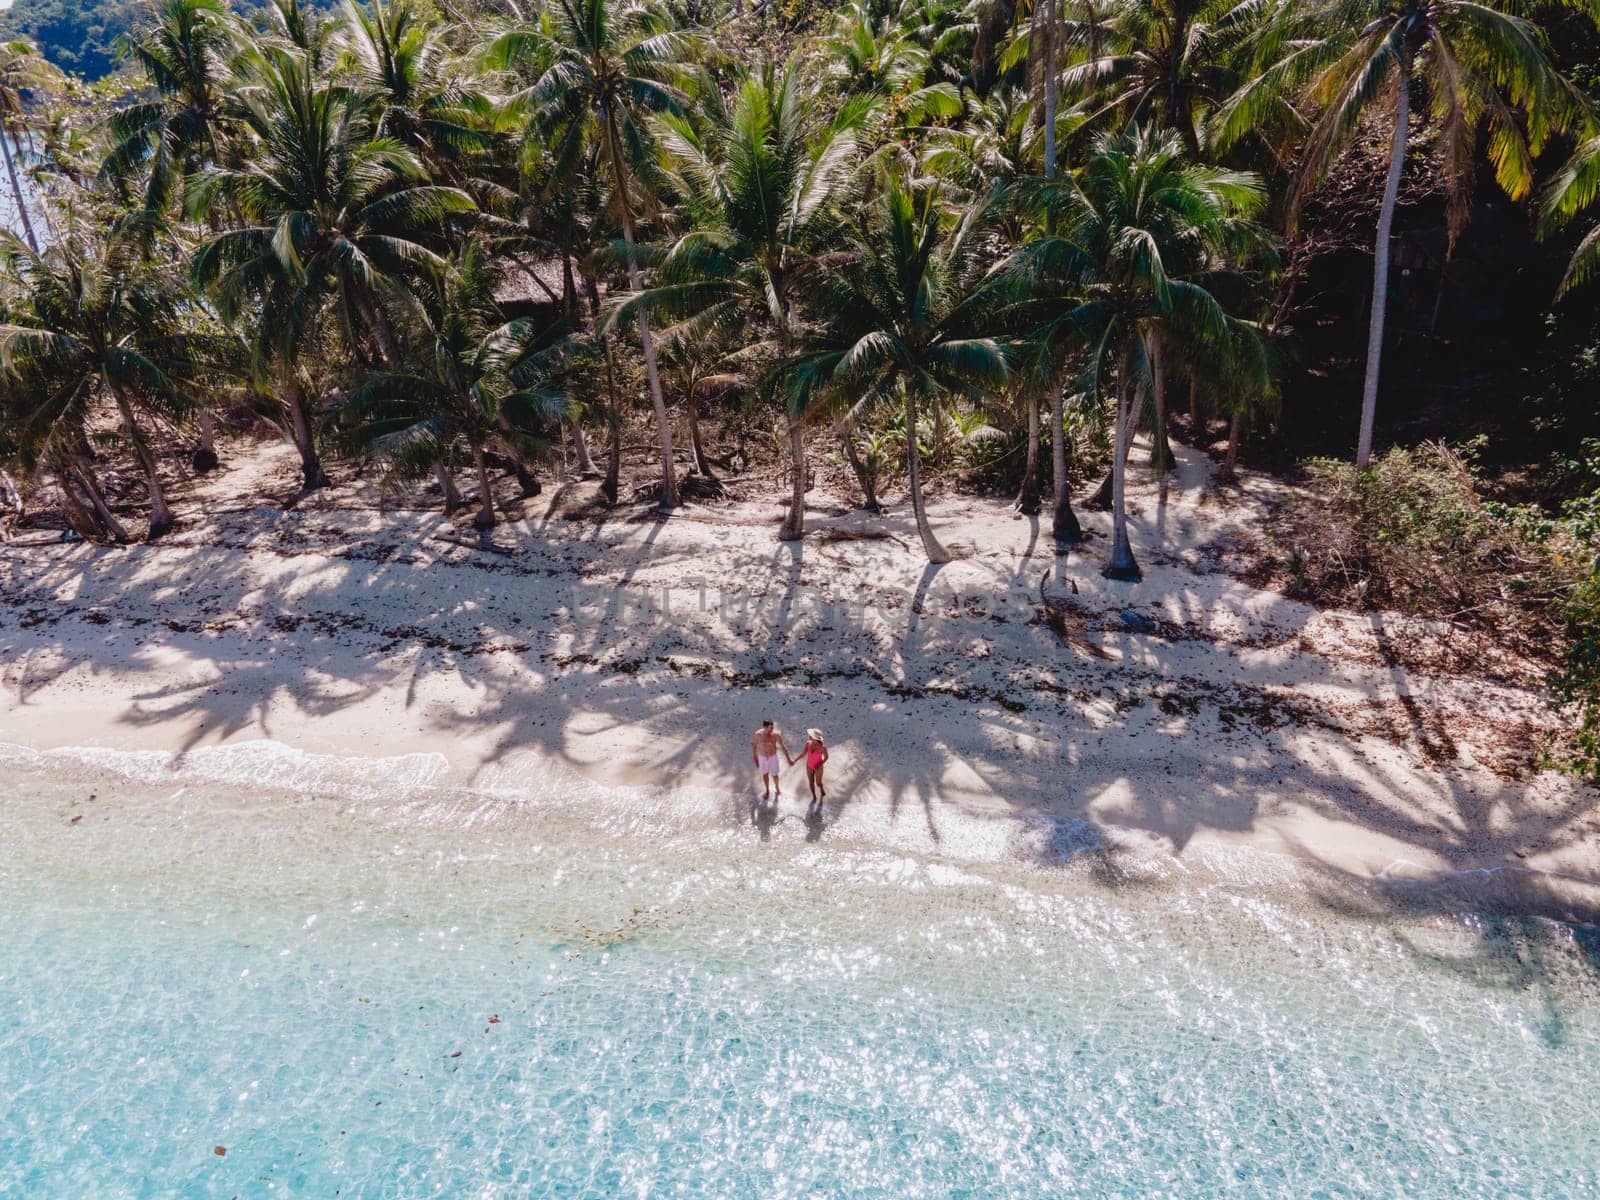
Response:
807,728,824,741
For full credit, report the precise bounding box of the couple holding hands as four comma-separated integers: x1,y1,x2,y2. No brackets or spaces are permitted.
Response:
751,720,828,807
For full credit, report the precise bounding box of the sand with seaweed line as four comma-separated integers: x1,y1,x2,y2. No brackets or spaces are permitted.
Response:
2,434,1596,918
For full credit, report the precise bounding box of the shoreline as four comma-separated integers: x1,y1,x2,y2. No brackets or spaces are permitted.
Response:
3,438,1597,923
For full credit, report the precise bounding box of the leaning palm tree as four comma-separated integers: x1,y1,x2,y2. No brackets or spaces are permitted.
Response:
0,231,223,539
1291,0,1584,468
488,0,699,510
611,61,859,540
343,238,567,529
0,38,66,252
788,175,1009,563
1014,126,1267,579
191,46,474,488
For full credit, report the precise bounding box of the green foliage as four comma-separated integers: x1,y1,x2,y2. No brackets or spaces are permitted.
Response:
1284,441,1556,617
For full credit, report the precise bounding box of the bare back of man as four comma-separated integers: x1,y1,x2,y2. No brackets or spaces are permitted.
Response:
751,719,791,800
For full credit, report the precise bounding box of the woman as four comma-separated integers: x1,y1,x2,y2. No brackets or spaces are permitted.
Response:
797,728,828,806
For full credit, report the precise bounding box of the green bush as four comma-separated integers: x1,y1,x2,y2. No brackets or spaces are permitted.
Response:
1284,440,1559,620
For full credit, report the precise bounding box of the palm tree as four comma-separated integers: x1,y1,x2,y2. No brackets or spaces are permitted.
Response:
100,0,240,221
340,0,492,178
490,0,700,510
612,61,859,540
343,238,566,528
1056,0,1304,158
1017,0,1090,543
1291,0,1581,468
1015,127,1266,579
0,38,66,253
789,175,1009,563
0,232,223,539
191,46,474,488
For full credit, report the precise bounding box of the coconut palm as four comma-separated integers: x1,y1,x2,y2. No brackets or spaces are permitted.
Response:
100,0,240,221
1291,0,1584,468
0,38,66,253
339,0,492,177
488,0,700,510
0,231,224,539
1015,126,1266,579
611,61,859,540
788,175,1009,563
343,238,566,528
190,46,474,488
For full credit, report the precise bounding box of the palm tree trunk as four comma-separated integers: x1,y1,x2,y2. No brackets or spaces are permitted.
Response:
835,414,879,513
472,445,496,529
1,123,39,254
112,387,173,538
1104,375,1140,580
601,418,622,505
192,409,220,473
1358,62,1410,469
1150,332,1172,474
1040,0,1058,184
435,462,460,513
67,454,129,543
1014,388,1042,514
1049,384,1081,541
685,386,715,478
561,247,579,320
779,416,806,540
1221,407,1242,480
283,377,327,492
570,418,598,476
1086,398,1142,509
604,111,678,510
1,467,23,530
905,384,949,563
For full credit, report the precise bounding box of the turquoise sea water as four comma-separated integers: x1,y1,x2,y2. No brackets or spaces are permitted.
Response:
2,743,1598,1198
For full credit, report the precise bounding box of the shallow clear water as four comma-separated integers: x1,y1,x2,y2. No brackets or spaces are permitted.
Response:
3,742,1598,1198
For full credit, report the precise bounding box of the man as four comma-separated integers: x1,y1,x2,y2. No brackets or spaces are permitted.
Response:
751,719,792,801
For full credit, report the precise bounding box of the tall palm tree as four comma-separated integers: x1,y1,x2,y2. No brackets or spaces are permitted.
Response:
0,232,223,539
191,47,474,488
343,238,566,529
1015,126,1266,579
490,0,700,510
1291,0,1582,468
789,176,1009,563
0,38,66,253
612,61,859,540
1018,0,1089,543
100,0,240,221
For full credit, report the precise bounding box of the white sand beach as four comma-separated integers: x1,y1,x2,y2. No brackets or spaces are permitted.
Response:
3,436,1596,916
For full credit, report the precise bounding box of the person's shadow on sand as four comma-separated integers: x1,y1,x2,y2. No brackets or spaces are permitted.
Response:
748,795,778,842
803,801,826,843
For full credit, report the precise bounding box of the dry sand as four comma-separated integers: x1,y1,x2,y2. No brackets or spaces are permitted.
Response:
3,436,1597,917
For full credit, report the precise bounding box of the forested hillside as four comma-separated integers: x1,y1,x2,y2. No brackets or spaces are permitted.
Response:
0,0,145,78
